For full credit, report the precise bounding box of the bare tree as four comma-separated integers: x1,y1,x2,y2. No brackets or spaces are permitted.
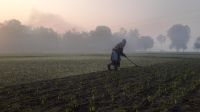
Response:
156,34,166,51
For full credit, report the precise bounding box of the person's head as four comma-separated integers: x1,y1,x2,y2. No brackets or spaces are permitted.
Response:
122,39,126,47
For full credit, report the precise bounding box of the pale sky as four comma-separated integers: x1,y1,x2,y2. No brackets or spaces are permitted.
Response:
0,0,200,37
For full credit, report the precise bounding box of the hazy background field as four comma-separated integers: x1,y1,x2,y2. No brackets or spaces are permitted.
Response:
1,53,199,87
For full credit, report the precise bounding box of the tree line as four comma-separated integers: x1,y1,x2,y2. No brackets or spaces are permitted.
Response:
0,19,199,54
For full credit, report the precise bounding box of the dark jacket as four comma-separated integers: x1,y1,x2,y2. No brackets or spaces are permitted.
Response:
113,42,126,61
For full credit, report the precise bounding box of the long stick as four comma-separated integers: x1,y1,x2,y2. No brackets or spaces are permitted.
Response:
126,57,139,67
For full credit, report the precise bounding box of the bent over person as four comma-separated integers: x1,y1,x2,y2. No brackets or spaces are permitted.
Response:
107,39,127,70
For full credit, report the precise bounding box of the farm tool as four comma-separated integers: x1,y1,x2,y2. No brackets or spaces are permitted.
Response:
126,56,139,67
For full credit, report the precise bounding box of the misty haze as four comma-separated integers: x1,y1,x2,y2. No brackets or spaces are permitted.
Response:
0,0,200,112
0,19,199,54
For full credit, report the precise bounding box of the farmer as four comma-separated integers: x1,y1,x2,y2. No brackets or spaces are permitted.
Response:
107,39,127,70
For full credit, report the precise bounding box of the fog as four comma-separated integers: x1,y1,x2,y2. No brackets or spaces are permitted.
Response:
194,36,200,50
0,19,199,54
28,10,79,33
